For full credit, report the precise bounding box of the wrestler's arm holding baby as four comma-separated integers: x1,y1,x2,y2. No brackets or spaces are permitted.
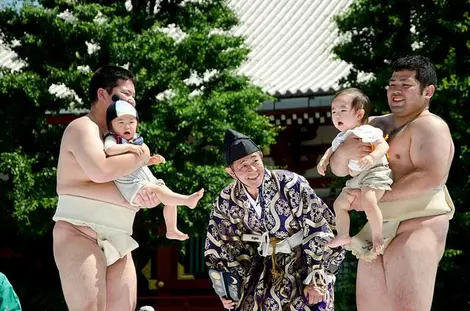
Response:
105,140,145,156
329,136,371,177
320,131,389,176
70,118,149,181
59,117,158,209
358,134,389,170
103,135,166,167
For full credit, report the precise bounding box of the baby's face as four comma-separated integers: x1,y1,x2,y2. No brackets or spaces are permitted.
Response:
331,94,363,131
111,115,138,140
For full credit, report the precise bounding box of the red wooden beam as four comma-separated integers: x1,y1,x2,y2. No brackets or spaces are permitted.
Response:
0,248,23,259
45,114,86,125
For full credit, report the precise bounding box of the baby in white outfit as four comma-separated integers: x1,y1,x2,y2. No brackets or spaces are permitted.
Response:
317,88,393,257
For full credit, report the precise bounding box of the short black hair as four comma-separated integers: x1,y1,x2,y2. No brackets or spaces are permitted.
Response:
391,55,437,92
88,65,136,105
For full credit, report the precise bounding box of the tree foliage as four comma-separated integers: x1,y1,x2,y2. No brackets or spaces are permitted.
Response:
333,0,470,309
0,0,277,236
0,0,277,308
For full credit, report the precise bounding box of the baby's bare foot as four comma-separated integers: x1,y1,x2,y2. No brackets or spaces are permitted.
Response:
166,229,189,241
187,188,204,209
372,236,385,255
327,235,351,248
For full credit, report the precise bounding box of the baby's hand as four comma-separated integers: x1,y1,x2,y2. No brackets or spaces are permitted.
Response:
359,155,374,170
148,154,166,166
128,145,144,156
317,160,328,176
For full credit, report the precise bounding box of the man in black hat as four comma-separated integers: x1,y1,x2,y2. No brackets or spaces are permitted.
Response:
204,129,345,311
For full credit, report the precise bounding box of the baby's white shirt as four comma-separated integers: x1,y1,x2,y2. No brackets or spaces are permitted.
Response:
331,125,387,172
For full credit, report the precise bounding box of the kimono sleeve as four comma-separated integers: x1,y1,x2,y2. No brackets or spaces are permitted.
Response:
204,193,253,279
293,176,346,290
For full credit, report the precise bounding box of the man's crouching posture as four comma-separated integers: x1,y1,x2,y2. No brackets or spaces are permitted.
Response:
52,65,160,311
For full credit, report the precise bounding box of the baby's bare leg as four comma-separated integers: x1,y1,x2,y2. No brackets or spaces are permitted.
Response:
143,184,204,209
327,189,355,248
163,205,189,241
137,184,203,240
361,186,385,254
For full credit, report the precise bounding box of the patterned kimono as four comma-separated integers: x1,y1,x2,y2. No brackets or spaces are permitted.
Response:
205,169,345,311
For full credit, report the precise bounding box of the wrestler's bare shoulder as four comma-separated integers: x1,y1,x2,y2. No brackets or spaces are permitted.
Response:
409,112,451,135
368,114,393,131
65,115,96,131
61,116,101,149
57,116,101,185
369,113,392,123
61,116,100,144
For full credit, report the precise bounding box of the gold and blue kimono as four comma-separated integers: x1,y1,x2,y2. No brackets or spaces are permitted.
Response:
205,169,345,311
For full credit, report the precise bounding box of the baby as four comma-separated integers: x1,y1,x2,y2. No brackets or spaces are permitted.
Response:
317,88,393,257
104,99,204,241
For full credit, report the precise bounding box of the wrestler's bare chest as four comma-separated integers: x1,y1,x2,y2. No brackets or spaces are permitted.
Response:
57,120,104,185
373,116,414,180
57,128,105,188
57,147,92,184
388,136,414,179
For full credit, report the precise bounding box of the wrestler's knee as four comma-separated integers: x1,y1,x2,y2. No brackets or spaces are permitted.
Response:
106,255,137,310
428,215,450,259
66,297,105,311
59,259,107,311
356,259,391,311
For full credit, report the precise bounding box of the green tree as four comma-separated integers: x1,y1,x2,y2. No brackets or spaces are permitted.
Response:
332,0,470,309
0,0,276,309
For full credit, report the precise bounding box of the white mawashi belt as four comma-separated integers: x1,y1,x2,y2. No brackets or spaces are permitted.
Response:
242,230,304,257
